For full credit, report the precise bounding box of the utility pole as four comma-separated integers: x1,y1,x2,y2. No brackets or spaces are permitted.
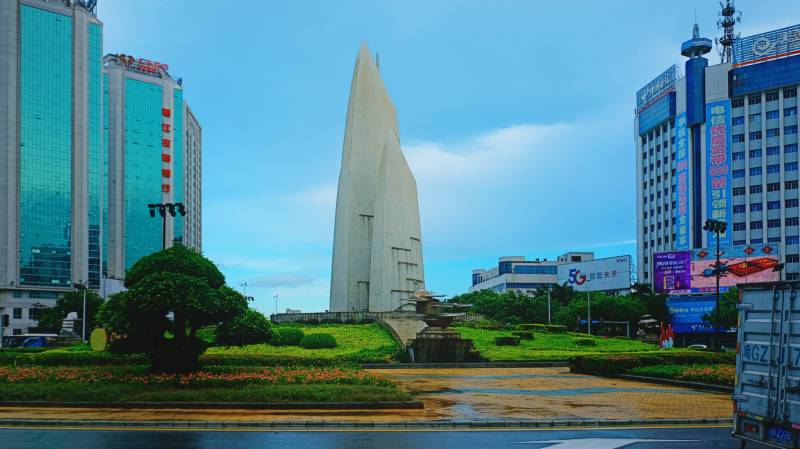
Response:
73,282,88,343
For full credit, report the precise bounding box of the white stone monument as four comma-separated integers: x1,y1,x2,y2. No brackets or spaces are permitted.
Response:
330,43,425,312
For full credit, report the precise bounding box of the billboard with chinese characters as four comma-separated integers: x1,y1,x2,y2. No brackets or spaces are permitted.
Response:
733,24,800,68
653,244,781,294
674,112,690,250
705,100,732,247
667,296,732,333
557,256,631,292
636,65,677,112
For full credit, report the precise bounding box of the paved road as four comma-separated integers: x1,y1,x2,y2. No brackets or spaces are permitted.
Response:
0,426,763,449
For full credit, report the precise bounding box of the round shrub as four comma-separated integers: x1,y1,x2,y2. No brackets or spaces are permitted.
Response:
574,337,597,346
215,309,274,346
494,336,521,346
512,331,534,340
271,327,305,346
299,333,338,349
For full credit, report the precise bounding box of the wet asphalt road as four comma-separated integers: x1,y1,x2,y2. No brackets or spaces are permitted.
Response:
0,426,769,449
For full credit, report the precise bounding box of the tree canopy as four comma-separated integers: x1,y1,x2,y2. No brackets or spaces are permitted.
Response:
31,289,104,334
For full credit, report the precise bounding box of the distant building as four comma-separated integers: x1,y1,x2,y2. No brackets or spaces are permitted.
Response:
0,0,103,335
470,252,632,296
103,53,202,280
636,20,800,284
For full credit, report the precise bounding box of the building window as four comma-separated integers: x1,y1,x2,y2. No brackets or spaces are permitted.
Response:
750,114,762,126
787,199,800,208
733,151,745,161
750,149,762,158
733,222,747,231
786,180,799,190
769,237,782,243
749,94,762,105
768,201,781,210
733,169,745,178
733,116,745,125
734,187,746,196
787,144,799,154
787,254,800,263
768,146,780,156
751,185,763,194
766,91,780,102
12,308,22,320
786,107,798,117
751,203,763,212
766,110,780,120
786,126,798,135
734,240,747,245
732,97,744,108
768,219,781,228
767,128,780,138
644,241,648,249
788,236,800,244
750,131,763,141
787,162,799,171
785,88,798,98
768,182,781,192
751,221,763,229
787,217,799,227
733,205,746,213
767,164,780,174
733,134,745,143
789,273,800,280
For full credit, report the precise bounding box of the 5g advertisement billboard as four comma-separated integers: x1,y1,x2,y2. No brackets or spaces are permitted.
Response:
557,256,632,292
653,244,781,294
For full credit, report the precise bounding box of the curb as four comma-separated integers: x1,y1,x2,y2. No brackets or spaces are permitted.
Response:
0,401,424,410
362,362,570,369
0,417,733,430
570,369,734,393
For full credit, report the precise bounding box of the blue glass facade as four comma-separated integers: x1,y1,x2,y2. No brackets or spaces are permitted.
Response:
87,23,102,289
638,92,676,135
102,73,109,278
123,79,164,269
18,6,73,287
685,58,707,126
172,89,184,243
731,56,800,97
512,265,557,275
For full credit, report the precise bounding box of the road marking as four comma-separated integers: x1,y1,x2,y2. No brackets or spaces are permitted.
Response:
0,424,729,433
513,438,698,448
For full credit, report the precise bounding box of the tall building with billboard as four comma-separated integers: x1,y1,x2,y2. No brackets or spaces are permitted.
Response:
636,21,800,286
103,54,202,282
0,0,103,335
470,252,632,296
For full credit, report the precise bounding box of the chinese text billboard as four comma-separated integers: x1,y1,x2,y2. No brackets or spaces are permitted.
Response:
667,296,729,333
654,244,781,294
705,100,732,247
674,112,690,250
733,24,800,67
557,256,631,292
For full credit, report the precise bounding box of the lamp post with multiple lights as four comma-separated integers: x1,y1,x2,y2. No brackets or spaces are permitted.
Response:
702,218,727,349
147,203,187,250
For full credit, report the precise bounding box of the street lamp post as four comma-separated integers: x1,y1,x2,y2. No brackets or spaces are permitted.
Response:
274,294,279,316
547,288,552,325
73,282,88,343
147,203,187,250
240,282,248,297
703,218,727,350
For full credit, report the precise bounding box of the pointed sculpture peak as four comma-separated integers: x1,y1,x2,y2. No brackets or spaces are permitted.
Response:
692,22,700,39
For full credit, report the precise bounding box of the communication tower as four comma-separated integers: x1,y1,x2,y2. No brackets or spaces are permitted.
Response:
716,0,742,63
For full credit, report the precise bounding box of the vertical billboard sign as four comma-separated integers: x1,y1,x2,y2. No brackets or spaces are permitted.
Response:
674,112,690,250
705,100,732,247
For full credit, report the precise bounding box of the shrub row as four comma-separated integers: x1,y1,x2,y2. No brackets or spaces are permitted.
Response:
0,350,147,366
300,333,338,349
511,331,534,340
518,324,567,334
574,338,597,346
571,351,736,374
281,318,375,325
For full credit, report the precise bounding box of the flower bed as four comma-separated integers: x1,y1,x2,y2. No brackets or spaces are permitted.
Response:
628,364,735,386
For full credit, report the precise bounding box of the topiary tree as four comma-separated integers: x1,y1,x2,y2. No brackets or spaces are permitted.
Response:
215,308,274,346
96,245,247,372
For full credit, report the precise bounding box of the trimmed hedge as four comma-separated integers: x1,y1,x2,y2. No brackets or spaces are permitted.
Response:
511,331,534,340
494,336,521,346
518,324,547,333
0,350,147,366
271,327,305,346
546,325,567,334
199,354,356,367
574,338,597,346
300,333,338,349
571,351,736,374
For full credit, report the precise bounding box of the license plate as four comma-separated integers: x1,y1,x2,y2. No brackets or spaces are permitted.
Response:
768,426,792,445
742,343,771,364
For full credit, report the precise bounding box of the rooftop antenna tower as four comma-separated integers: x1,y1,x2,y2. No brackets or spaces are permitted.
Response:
716,0,742,63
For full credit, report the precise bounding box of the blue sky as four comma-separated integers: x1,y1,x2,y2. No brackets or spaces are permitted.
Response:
98,0,798,314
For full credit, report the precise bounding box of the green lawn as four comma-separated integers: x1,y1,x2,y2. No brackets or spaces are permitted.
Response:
455,327,660,362
206,323,401,363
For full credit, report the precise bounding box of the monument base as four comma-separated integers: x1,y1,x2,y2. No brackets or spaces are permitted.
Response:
408,327,475,363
